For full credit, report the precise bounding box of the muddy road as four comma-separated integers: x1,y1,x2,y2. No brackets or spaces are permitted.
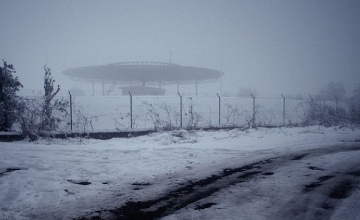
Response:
78,144,360,220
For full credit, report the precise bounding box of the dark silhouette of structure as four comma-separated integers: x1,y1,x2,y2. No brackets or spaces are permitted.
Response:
63,62,223,95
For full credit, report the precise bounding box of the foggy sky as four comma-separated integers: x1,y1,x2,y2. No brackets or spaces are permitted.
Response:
1,0,360,96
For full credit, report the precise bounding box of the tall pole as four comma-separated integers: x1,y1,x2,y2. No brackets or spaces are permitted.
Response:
68,91,72,131
178,92,182,128
217,93,221,126
281,94,285,126
251,94,255,126
129,92,132,129
220,21,223,95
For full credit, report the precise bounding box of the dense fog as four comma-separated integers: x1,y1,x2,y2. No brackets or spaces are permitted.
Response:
1,0,360,96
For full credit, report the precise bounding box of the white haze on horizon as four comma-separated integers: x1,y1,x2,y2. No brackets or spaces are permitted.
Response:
1,0,360,97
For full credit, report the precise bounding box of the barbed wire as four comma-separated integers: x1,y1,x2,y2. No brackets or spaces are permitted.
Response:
16,89,360,101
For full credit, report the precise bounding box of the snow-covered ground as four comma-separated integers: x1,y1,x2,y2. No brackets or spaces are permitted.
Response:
0,126,359,220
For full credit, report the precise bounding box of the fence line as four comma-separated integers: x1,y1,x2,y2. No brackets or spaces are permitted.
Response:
66,93,352,132
3,92,359,133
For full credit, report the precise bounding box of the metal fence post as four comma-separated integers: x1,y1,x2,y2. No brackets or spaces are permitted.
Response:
68,91,72,131
217,93,220,126
129,92,132,129
178,92,182,128
251,94,255,126
281,94,285,126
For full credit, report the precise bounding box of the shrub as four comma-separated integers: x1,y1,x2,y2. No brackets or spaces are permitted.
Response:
17,66,69,140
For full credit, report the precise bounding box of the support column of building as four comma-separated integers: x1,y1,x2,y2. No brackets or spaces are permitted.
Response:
159,81,162,95
92,79,94,96
102,80,105,95
195,81,198,96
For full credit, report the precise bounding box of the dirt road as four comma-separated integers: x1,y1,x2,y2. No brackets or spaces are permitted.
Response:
78,143,360,220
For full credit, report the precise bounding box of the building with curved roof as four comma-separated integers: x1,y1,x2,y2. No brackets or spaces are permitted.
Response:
63,62,223,95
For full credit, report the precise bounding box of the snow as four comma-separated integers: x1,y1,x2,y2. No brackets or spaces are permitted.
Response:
162,149,360,220
0,126,359,219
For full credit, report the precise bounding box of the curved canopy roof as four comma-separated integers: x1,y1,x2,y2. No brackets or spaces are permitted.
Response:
63,62,223,85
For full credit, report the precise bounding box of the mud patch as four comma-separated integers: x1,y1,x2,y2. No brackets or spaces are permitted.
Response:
67,180,92,186
222,164,260,176
108,200,167,220
257,158,274,164
78,158,278,220
346,170,360,177
238,171,262,179
132,182,152,186
132,182,152,190
195,203,217,210
318,175,334,182
291,154,308,160
328,180,354,199
304,182,322,191
320,202,334,210
81,153,345,220
0,167,22,176
308,166,324,171
304,175,334,192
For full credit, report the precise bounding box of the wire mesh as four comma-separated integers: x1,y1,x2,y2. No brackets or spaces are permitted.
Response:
2,92,358,133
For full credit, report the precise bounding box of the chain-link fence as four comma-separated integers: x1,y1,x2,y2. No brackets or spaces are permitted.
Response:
2,90,359,134
66,93,359,132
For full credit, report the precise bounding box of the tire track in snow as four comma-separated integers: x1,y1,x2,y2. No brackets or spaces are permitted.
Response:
77,144,360,220
274,158,360,220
